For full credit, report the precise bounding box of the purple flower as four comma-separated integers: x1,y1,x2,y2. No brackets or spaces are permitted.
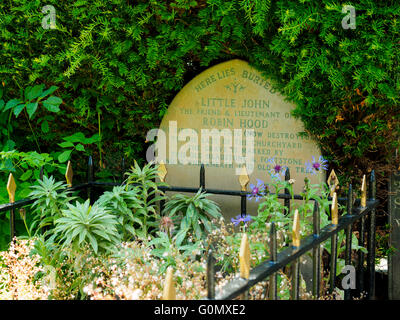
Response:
247,179,266,202
266,158,287,181
231,214,252,226
305,156,328,175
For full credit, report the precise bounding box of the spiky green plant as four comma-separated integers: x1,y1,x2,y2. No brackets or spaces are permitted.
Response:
29,176,75,234
163,189,222,246
54,199,121,254
95,185,146,241
122,161,167,239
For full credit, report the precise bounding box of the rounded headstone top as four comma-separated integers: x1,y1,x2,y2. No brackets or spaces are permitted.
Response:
156,59,324,218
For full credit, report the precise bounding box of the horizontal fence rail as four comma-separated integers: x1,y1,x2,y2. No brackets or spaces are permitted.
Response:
1,156,379,300
212,200,379,300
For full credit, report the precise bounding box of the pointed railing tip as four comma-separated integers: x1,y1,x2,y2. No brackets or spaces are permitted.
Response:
361,174,367,207
162,266,176,300
207,248,214,261
285,167,290,180
239,233,250,279
238,166,250,192
7,173,16,203
331,192,339,225
200,163,205,189
65,160,73,187
292,209,300,247
370,169,375,180
369,169,376,200
157,160,168,182
327,169,339,197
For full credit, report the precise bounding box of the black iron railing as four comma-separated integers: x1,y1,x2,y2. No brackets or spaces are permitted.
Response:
0,156,379,300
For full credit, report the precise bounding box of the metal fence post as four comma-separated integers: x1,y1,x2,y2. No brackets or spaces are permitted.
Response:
344,184,353,300
200,164,205,190
312,201,321,299
207,249,216,300
367,170,376,300
7,173,16,243
329,192,339,294
238,166,249,219
269,222,277,300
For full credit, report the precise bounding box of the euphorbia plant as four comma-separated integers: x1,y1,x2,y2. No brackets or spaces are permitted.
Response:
162,188,222,246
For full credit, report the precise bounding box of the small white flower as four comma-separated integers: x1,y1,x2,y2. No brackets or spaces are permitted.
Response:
131,289,142,300
376,258,388,272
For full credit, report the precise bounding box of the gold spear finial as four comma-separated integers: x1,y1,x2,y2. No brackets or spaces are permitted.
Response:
238,166,250,192
7,173,16,203
239,233,250,279
327,169,340,197
162,267,176,300
361,174,367,207
158,160,168,183
331,192,339,225
292,209,301,247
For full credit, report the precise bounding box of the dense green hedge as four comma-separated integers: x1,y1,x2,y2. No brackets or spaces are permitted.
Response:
1,0,399,180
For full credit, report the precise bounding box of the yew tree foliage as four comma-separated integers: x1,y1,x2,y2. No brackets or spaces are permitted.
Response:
0,0,399,178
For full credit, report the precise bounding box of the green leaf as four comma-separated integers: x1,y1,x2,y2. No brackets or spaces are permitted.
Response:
84,133,100,144
175,229,187,247
135,229,146,239
336,259,346,276
194,221,202,240
78,228,88,245
124,224,136,236
4,99,22,112
187,203,195,220
13,104,25,117
63,132,86,143
41,120,49,133
26,84,45,101
58,141,75,148
43,96,62,112
58,150,72,163
20,169,33,181
26,102,38,118
39,86,58,98
75,143,85,151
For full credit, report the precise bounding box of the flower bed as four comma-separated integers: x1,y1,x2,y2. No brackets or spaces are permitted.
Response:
0,159,363,300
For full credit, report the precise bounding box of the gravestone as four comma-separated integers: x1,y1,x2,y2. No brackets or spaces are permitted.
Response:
389,171,400,299
155,59,324,222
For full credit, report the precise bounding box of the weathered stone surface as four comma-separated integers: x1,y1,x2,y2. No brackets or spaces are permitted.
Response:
389,171,400,299
156,59,323,220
